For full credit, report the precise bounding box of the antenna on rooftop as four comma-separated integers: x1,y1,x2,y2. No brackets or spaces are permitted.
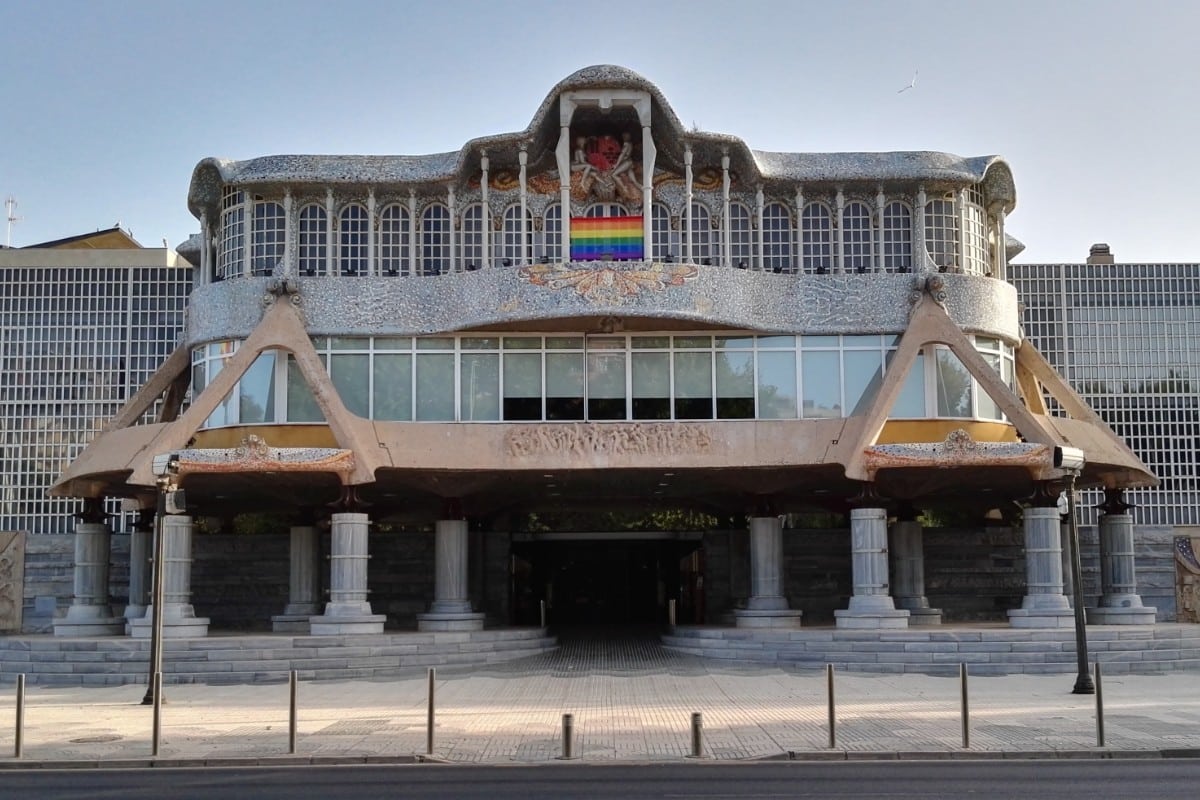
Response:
5,196,22,247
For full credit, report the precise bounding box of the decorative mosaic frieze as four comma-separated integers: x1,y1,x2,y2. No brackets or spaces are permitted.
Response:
506,423,712,458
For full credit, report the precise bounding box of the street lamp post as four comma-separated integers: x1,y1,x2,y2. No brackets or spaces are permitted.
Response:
1064,472,1095,695
141,474,169,705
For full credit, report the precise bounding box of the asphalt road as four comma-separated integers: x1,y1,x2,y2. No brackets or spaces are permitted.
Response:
4,760,1200,800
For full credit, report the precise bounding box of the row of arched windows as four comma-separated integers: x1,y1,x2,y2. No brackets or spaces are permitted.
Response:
214,187,992,280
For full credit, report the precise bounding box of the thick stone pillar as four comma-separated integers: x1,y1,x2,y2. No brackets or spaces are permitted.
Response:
272,525,322,632
1089,491,1156,624
890,518,942,625
734,516,802,628
130,515,210,638
123,510,153,633
418,519,485,631
55,520,125,636
835,507,909,629
1008,505,1074,628
310,512,385,635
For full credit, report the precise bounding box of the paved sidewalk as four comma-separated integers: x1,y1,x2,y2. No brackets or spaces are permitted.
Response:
1,646,1199,767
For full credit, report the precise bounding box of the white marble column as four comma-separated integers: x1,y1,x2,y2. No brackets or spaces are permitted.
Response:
310,512,385,635
1008,505,1074,628
55,521,125,636
1090,494,1156,624
734,516,802,628
123,511,153,633
418,519,485,631
272,525,322,633
835,507,909,629
890,518,942,625
130,515,210,638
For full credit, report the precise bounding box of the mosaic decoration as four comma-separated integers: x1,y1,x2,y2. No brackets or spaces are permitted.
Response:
174,436,356,478
518,261,696,304
569,215,644,261
863,431,1052,473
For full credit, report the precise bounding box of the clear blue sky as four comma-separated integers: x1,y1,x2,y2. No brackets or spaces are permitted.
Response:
2,0,1197,263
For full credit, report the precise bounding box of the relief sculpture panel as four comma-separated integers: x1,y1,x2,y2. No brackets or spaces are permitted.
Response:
507,423,712,458
0,531,25,632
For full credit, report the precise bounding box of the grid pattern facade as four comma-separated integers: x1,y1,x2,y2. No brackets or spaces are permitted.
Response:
1010,262,1200,525
0,263,192,534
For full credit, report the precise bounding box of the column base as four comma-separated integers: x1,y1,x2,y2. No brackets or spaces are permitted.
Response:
733,609,803,629
309,602,385,635
128,608,211,639
271,614,313,633
123,604,147,636
417,611,486,632
54,605,125,637
1088,606,1158,625
904,607,943,626
1007,608,1075,628
834,608,910,629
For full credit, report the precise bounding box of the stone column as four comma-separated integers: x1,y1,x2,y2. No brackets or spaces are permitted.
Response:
123,509,154,633
835,507,909,628
272,525,322,632
890,517,942,625
1089,490,1156,624
310,512,385,635
734,516,802,628
55,518,125,637
1008,504,1074,628
130,515,210,638
418,518,485,631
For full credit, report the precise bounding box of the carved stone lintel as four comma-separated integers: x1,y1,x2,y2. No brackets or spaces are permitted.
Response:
507,423,712,458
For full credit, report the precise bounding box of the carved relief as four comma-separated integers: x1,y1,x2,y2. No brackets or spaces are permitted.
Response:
518,261,697,304
1175,536,1200,623
0,531,25,632
507,423,712,457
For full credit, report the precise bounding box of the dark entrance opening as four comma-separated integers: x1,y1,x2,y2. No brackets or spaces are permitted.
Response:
511,536,703,626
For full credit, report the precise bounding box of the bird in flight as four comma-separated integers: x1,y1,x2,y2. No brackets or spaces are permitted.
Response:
898,68,918,93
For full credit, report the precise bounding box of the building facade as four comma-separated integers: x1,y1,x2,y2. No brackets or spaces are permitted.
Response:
46,66,1159,639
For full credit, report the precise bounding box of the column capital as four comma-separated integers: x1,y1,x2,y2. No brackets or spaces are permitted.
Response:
328,485,370,514
1027,480,1062,509
847,481,887,510
75,497,109,525
1096,487,1134,516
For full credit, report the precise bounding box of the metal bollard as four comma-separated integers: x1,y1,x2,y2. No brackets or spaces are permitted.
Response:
1095,662,1105,747
668,598,676,627
426,667,436,756
560,713,575,759
289,670,298,755
960,663,970,749
540,600,546,629
826,664,836,749
14,674,24,759
690,712,704,758
151,671,163,757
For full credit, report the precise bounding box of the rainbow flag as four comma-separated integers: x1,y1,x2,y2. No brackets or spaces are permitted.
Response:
569,216,644,261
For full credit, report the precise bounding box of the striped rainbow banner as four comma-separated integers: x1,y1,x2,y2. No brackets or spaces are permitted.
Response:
569,215,644,261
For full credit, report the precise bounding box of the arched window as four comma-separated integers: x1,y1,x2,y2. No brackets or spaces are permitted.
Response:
585,203,628,218
728,202,752,268
801,202,833,274
650,202,671,261
924,195,958,271
501,205,532,266
762,202,794,273
250,198,284,277
338,204,369,276
378,203,410,276
842,201,873,273
543,204,562,262
881,201,913,273
962,186,988,275
421,204,451,276
298,203,328,276
689,202,712,263
217,188,245,280
460,203,485,270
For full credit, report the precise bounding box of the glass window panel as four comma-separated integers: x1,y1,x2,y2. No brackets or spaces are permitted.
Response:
632,352,670,397
674,336,712,349
416,353,455,420
286,356,323,422
935,348,972,417
205,353,234,427
673,352,712,398
331,337,365,351
802,350,840,418
373,353,412,421
461,337,499,350
716,350,755,419
504,337,541,350
802,336,839,349
587,352,626,398
239,351,276,423
545,336,583,350
588,337,625,350
716,336,754,350
843,334,882,349
460,353,499,421
976,353,1003,420
416,337,454,351
503,352,542,420
631,336,670,349
331,353,370,417
758,351,797,419
889,352,926,418
756,335,796,349
843,349,882,416
546,352,584,420
373,337,412,351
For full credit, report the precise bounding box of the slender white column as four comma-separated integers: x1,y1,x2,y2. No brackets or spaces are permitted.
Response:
1090,505,1156,624
272,525,322,632
834,187,845,274
447,185,457,274
418,519,485,631
875,185,886,273
324,188,335,276
518,148,528,266
130,515,210,638
282,190,294,276
915,186,928,272
683,147,693,263
199,212,210,283
556,122,572,256
310,512,385,635
124,512,153,631
996,210,1007,280
956,187,968,273
642,124,655,259
480,151,491,268
721,153,731,268
55,521,124,636
754,186,764,270
890,518,942,625
241,190,252,277
407,191,418,276
1008,505,1074,628
734,516,801,629
835,507,909,628
366,188,376,276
